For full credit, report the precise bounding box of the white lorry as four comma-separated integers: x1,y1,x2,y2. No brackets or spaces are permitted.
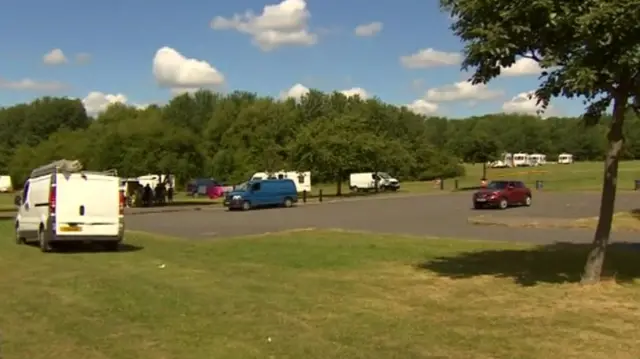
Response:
250,171,311,192
349,172,400,192
14,160,125,252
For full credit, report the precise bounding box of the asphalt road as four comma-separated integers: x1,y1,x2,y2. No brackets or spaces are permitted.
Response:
124,191,640,244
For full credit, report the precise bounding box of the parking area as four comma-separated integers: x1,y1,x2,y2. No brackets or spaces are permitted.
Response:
125,191,640,244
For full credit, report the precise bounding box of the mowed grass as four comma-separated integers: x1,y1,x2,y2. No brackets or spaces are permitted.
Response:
2,222,640,358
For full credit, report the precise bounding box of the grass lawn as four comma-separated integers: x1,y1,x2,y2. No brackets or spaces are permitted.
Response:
2,222,640,358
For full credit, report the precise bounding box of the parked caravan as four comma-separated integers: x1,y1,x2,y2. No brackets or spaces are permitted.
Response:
558,153,574,164
137,174,175,189
529,154,547,166
14,160,124,252
349,172,400,192
0,175,13,192
512,153,532,167
250,171,311,192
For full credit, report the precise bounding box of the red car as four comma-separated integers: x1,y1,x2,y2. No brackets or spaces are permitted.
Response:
472,180,532,209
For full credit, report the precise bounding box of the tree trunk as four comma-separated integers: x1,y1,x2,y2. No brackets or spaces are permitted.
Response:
482,162,487,180
336,175,342,196
581,96,627,284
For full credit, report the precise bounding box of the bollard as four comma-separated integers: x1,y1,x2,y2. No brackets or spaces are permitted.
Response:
535,180,544,190
440,179,444,190
635,180,640,191
454,179,459,190
319,189,323,202
302,190,307,203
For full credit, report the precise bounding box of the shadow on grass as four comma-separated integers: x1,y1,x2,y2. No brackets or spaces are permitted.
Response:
453,186,482,192
417,242,640,286
308,190,402,199
25,241,143,254
0,216,14,222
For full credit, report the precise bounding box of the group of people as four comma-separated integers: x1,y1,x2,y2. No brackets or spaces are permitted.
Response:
126,182,174,207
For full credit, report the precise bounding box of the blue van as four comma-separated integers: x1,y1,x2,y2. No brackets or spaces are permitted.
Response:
226,179,298,211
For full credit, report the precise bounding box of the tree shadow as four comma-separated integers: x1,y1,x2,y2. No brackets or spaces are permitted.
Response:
454,186,482,192
25,242,143,254
0,216,14,222
416,242,640,286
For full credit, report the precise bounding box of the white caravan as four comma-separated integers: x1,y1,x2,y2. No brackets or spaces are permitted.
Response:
250,171,311,192
0,175,13,192
137,174,176,189
529,154,547,166
558,153,574,164
349,172,400,192
14,160,124,252
512,153,532,167
489,153,513,168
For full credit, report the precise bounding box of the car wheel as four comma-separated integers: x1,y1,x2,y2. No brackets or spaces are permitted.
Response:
38,229,52,253
283,197,293,208
242,201,251,211
524,195,532,207
498,198,508,210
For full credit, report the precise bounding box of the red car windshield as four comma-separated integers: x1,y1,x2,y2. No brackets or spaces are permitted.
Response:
486,181,508,190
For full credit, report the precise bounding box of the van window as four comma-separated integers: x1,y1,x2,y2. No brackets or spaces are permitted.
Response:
251,182,261,191
22,181,30,204
298,174,305,183
278,174,284,179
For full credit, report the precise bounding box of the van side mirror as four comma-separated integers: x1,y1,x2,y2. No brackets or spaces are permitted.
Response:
14,195,21,206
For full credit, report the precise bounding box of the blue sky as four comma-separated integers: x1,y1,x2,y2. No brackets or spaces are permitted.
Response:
0,0,584,117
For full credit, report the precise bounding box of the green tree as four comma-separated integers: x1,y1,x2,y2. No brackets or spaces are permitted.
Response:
441,0,640,283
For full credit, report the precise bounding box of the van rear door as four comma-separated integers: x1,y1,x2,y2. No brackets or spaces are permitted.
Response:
55,173,120,237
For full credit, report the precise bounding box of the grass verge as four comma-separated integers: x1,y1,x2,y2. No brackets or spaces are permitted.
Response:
2,222,640,358
469,210,640,232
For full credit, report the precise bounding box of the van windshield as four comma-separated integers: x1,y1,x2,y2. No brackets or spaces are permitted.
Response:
235,182,249,191
378,172,391,179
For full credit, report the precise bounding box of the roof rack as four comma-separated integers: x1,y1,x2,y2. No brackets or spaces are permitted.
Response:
30,159,83,178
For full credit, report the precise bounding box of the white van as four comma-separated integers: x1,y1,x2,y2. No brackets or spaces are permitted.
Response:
14,160,125,252
349,172,400,192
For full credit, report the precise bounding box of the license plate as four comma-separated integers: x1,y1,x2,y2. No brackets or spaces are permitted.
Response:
60,226,82,232
476,198,487,202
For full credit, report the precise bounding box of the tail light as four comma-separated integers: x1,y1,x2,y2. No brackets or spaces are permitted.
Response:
119,190,125,215
49,186,56,213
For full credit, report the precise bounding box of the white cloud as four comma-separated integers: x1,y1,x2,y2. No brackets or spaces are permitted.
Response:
0,78,67,91
280,83,310,99
406,99,438,115
400,48,461,69
502,91,555,117
152,47,225,91
501,58,542,77
340,87,369,98
425,81,503,102
211,0,317,51
43,48,67,65
354,22,383,37
75,53,92,64
82,91,128,115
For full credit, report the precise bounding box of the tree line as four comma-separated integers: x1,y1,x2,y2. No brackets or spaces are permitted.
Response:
1,91,639,192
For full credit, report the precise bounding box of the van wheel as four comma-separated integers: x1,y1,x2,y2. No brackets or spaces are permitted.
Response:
350,186,358,192
38,229,52,253
104,241,120,251
283,197,293,208
242,201,251,211
15,223,24,244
